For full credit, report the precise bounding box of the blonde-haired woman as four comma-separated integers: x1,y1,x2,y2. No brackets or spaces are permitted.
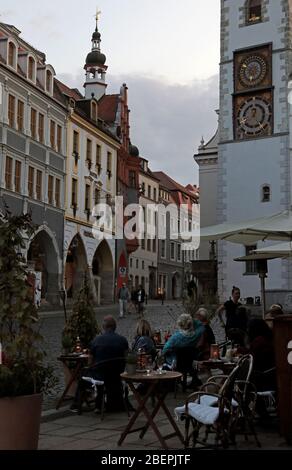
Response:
132,319,156,360
162,313,205,367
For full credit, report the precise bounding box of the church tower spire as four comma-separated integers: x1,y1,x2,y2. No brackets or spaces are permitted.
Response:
84,9,107,100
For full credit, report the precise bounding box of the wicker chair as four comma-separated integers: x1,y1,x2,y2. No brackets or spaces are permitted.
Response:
175,355,258,448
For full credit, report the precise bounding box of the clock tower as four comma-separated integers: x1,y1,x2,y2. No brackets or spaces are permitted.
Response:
217,0,292,301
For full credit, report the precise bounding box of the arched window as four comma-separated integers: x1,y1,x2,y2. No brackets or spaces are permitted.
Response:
28,56,35,81
8,42,16,68
46,70,52,93
261,185,271,203
247,0,262,23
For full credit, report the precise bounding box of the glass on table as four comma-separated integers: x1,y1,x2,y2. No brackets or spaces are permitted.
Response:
145,356,153,376
156,353,164,374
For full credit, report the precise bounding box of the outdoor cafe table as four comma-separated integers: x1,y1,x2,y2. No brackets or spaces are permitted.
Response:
56,353,89,409
118,371,184,450
198,359,237,375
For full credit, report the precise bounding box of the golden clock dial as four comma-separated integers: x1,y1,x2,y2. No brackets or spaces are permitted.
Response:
237,96,272,138
239,55,267,88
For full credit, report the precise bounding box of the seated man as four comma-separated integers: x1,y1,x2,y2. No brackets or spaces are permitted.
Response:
71,315,129,412
194,307,216,360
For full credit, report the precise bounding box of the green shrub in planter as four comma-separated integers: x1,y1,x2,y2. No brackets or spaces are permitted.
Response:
0,212,56,398
62,275,100,352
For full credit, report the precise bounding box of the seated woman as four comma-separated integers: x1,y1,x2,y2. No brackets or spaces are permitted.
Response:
131,319,156,361
162,313,205,367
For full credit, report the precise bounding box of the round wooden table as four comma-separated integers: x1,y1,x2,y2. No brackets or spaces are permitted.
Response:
118,370,184,449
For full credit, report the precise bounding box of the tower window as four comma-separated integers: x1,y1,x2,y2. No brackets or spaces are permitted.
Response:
91,101,97,121
261,185,271,203
247,0,262,24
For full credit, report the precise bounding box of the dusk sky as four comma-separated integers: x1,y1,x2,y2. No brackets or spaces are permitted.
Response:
1,0,221,184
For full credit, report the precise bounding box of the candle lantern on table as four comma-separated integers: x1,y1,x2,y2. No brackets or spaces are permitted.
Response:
210,344,220,360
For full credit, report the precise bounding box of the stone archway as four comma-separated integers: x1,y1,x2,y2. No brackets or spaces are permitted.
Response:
92,240,114,305
65,234,88,299
27,229,60,305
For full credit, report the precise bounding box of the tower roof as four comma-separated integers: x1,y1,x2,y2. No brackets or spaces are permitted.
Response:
85,11,106,67
86,50,106,66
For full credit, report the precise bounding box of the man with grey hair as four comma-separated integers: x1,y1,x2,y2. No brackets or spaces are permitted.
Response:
195,308,215,358
71,315,128,412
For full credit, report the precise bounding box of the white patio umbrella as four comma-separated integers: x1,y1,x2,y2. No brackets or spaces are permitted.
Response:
253,242,292,257
200,210,292,244
200,210,292,316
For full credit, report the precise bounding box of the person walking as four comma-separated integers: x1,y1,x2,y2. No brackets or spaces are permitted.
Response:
136,285,146,316
118,283,130,318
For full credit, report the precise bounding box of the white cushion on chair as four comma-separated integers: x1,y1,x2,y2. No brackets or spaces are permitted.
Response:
175,403,219,425
82,376,104,386
188,403,220,425
174,405,187,419
174,395,238,419
199,395,239,408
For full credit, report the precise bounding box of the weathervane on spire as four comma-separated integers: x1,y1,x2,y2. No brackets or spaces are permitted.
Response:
94,7,101,29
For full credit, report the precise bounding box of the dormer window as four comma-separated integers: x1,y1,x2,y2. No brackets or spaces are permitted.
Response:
8,41,17,68
46,69,52,94
28,56,36,82
247,0,262,24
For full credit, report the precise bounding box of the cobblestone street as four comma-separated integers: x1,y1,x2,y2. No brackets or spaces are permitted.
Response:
40,301,225,410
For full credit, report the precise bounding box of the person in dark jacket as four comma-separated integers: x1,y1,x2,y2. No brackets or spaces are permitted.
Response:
71,315,128,412
136,285,146,315
194,307,216,360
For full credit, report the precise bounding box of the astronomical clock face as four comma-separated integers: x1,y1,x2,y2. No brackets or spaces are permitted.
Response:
234,45,272,93
235,94,272,139
239,55,267,88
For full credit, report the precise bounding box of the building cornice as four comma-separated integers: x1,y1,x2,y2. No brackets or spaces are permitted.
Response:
70,113,120,149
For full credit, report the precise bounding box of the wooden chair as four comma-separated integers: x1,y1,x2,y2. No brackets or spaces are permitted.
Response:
175,355,258,448
77,357,130,420
174,347,199,393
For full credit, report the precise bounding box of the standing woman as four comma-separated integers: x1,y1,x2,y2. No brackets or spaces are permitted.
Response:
216,286,248,339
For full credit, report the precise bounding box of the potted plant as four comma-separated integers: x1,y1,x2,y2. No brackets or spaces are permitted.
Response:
0,212,55,450
62,274,99,353
61,276,99,395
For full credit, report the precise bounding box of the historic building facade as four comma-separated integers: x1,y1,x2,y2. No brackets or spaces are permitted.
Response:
56,20,119,305
153,171,199,300
98,83,140,294
0,21,67,305
128,157,160,298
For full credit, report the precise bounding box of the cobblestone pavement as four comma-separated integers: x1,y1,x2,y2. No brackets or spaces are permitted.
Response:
40,300,225,411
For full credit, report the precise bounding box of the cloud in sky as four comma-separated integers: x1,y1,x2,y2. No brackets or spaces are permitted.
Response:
58,71,219,186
